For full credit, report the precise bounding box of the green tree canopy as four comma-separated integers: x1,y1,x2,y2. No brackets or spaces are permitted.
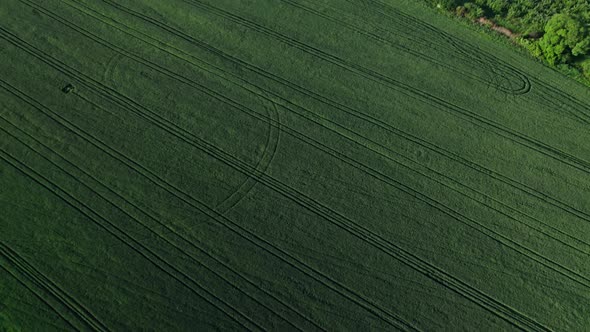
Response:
538,13,590,65
581,59,590,79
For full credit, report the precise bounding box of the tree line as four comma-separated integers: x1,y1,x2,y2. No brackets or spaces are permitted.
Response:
426,0,590,81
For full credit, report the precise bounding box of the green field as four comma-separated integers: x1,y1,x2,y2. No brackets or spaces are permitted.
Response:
1,0,590,330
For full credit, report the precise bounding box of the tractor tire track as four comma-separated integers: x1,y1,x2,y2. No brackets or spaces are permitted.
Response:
0,73,416,331
70,93,552,331
0,148,264,332
295,0,523,96
79,0,590,250
0,241,109,332
0,123,263,332
0,31,548,332
0,112,318,332
100,52,281,216
0,7,564,330
529,80,590,125
358,0,532,95
215,93,281,214
278,0,530,95
8,0,586,284
362,0,526,72
0,10,576,329
49,0,590,258
176,0,590,182
366,0,590,124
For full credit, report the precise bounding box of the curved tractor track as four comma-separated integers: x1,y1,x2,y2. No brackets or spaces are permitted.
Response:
1,0,589,330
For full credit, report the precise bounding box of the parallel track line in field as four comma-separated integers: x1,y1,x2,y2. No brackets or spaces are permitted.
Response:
178,0,590,177
43,0,590,261
80,0,590,250
367,0,590,123
0,12,572,328
0,77,416,331
0,113,317,332
277,0,529,95
5,0,589,291
0,34,547,331
0,242,108,332
334,0,590,123
51,0,590,259
215,94,281,214
0,245,109,332
1,3,568,330
0,149,263,332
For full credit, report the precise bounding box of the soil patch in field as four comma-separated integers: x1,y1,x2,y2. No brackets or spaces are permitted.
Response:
477,17,517,39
